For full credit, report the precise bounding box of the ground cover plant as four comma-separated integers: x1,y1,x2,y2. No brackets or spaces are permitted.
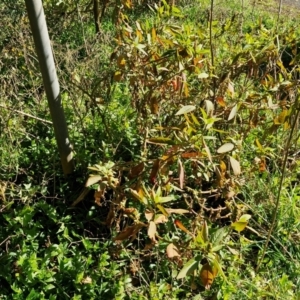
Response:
0,0,300,299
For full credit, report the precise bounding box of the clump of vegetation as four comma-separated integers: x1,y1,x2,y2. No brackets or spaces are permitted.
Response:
0,0,300,299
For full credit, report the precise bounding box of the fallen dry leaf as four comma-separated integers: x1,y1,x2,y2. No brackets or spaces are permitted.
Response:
166,243,180,259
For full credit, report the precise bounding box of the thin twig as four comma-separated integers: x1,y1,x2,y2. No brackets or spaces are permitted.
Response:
256,93,300,272
209,0,216,102
236,197,295,262
0,104,52,124
0,235,16,248
71,187,90,207
276,0,283,26
240,0,244,36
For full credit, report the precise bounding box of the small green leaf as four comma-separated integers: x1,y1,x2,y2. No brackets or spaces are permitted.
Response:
195,222,209,247
211,227,229,250
231,214,251,232
208,254,228,282
156,204,169,217
155,195,176,204
198,73,209,79
239,214,251,222
128,188,148,205
201,220,209,243
45,284,56,291
177,256,201,279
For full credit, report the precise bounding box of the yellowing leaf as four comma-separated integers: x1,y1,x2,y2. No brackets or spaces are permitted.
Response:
191,113,200,125
145,210,154,222
256,156,267,172
181,151,201,158
114,71,122,82
205,100,214,116
216,96,226,107
195,221,209,246
166,243,180,258
255,139,263,151
274,109,288,124
203,138,213,163
149,159,160,184
228,104,238,121
174,219,191,235
227,81,235,97
121,0,132,8
113,226,135,241
175,105,196,116
201,220,209,243
151,27,157,42
123,207,137,216
128,162,145,179
200,263,218,290
156,204,169,217
117,56,126,68
85,175,102,187
154,214,168,224
81,276,92,284
229,156,241,175
156,195,176,204
94,190,103,206
71,72,80,83
183,82,189,97
147,138,175,145
178,159,184,189
231,214,251,232
239,214,251,222
148,221,157,242
217,143,234,154
219,160,227,173
128,188,148,204
284,121,290,130
165,208,189,214
198,73,209,79
150,96,159,114
231,221,247,232
106,207,115,227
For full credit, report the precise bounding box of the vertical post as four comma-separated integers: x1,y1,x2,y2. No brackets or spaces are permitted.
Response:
25,0,74,175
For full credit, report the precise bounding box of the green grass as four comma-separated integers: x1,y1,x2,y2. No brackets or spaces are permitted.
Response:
0,0,300,299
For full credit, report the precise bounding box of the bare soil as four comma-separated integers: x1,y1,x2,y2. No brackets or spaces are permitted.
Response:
282,0,300,8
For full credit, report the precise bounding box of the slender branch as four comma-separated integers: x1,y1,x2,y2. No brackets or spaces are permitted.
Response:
0,104,52,124
0,235,17,247
256,93,300,272
240,0,244,36
276,0,283,26
209,0,216,102
71,187,90,207
209,1,214,68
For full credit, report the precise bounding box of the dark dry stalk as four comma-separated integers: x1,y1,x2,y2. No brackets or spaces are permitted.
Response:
277,0,283,24
209,0,216,102
240,0,244,35
0,104,52,125
256,92,300,272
